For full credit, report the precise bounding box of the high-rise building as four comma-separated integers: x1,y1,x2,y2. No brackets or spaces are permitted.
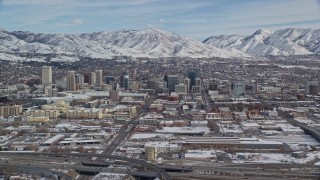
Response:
120,74,125,88
195,78,201,87
95,70,103,86
191,78,202,94
83,73,91,85
110,82,120,101
124,75,129,89
129,69,137,80
111,82,119,91
66,71,76,91
184,78,191,93
163,75,168,84
231,81,246,97
44,87,53,97
75,74,84,89
167,75,178,93
91,72,96,86
175,84,187,94
41,66,52,86
192,86,201,94
120,74,130,89
187,72,196,90
105,76,115,84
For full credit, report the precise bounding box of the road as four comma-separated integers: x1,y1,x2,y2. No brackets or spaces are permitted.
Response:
0,162,73,180
103,95,156,154
0,151,172,180
0,160,158,178
201,85,214,112
1,154,319,180
288,118,320,142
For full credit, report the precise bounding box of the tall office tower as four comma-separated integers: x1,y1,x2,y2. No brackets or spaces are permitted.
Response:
120,74,130,89
191,77,202,94
111,81,119,91
167,75,178,93
231,81,246,97
41,66,52,86
124,75,129,89
66,71,76,91
163,75,168,85
184,78,191,93
196,78,202,87
110,82,120,101
75,74,84,89
95,70,103,86
129,69,137,80
83,73,91,85
120,74,126,88
192,86,201,94
105,76,115,84
91,72,96,86
187,71,196,90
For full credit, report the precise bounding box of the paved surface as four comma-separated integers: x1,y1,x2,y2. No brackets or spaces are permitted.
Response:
288,118,320,142
0,152,172,180
2,152,319,180
103,95,155,155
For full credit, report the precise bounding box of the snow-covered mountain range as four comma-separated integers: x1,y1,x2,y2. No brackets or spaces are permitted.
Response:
0,28,319,62
204,28,320,56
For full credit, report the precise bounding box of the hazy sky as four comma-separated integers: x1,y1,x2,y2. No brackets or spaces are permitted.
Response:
0,0,320,40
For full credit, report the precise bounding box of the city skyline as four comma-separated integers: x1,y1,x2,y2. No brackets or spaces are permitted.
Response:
0,0,319,40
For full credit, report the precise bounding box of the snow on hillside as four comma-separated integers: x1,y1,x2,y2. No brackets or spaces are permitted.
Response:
0,28,245,62
0,28,319,62
79,28,246,58
204,28,319,56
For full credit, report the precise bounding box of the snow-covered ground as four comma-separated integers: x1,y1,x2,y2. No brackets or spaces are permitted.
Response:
93,172,129,180
1,28,319,62
234,151,320,164
262,135,319,146
130,133,174,140
204,28,320,56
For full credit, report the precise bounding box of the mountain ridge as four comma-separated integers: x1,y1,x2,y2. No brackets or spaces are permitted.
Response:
0,28,319,62
203,28,320,56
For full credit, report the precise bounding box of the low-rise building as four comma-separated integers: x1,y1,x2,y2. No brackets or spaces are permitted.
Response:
0,103,22,117
41,100,69,112
184,150,218,161
27,116,50,122
182,137,288,151
145,141,179,153
206,113,221,120
23,109,59,119
66,108,103,119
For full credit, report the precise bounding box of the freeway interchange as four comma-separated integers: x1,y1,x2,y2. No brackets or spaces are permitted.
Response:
0,152,320,180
